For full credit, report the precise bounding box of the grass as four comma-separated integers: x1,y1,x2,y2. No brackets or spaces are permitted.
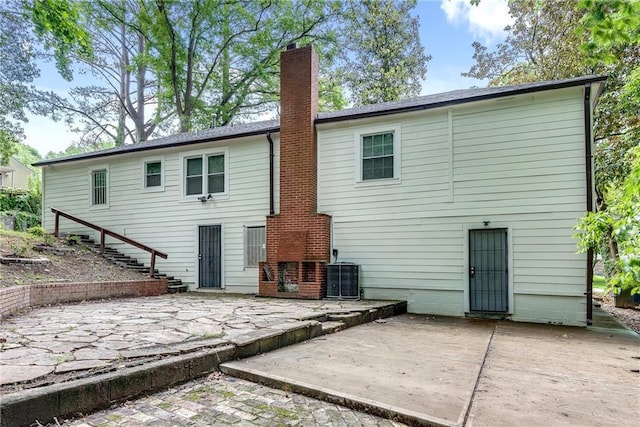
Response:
593,275,607,290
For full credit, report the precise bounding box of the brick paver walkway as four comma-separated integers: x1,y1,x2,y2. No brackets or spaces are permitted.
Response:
61,373,406,427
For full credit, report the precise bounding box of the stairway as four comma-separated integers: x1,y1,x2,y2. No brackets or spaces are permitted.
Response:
72,234,188,293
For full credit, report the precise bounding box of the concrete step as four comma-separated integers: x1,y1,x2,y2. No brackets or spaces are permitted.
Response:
168,286,188,294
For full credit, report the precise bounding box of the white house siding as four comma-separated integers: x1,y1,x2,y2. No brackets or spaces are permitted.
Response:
317,87,589,325
41,135,278,293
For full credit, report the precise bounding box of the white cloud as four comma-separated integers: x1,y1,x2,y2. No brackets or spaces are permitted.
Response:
440,0,512,45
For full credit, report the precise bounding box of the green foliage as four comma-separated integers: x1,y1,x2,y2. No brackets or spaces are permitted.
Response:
26,225,45,236
13,142,42,168
26,0,93,80
65,234,80,246
0,190,38,215
340,0,429,106
580,0,640,65
0,131,19,166
575,147,640,295
0,0,38,159
3,210,40,231
44,140,113,160
464,0,588,84
573,0,640,295
0,182,41,230
136,0,344,133
592,275,607,290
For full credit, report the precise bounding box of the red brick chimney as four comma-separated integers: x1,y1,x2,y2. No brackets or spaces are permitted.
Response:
259,44,331,299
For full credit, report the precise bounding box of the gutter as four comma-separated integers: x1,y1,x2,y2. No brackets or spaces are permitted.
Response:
584,83,594,325
266,132,275,215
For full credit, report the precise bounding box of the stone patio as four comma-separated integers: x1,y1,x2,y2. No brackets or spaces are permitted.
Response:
0,294,401,390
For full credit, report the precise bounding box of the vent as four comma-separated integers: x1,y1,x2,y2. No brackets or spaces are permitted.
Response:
326,262,359,299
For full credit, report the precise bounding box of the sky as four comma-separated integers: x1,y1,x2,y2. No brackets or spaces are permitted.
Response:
22,0,513,157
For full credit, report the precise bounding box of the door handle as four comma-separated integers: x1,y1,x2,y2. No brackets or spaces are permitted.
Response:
470,266,475,278
198,254,202,260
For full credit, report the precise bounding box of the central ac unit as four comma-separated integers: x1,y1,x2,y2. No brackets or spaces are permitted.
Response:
326,262,359,299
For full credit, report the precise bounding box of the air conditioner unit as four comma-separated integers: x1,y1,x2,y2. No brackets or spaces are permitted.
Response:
326,262,359,299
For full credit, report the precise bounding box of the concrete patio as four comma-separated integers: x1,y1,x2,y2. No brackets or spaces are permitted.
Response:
0,294,638,427
221,314,640,426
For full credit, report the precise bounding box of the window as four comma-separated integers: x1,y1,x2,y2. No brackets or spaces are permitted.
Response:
91,169,107,205
207,155,224,193
245,226,266,268
354,124,400,184
362,132,394,180
145,161,162,188
186,158,203,195
185,153,226,196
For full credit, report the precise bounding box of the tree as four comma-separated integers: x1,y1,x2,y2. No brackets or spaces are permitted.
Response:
1,0,91,163
574,0,640,295
18,0,428,149
30,0,163,149
463,0,639,283
27,0,92,80
0,0,39,164
340,0,430,106
135,0,345,133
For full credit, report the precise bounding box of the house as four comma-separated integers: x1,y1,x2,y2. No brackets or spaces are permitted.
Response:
34,45,605,326
0,157,36,190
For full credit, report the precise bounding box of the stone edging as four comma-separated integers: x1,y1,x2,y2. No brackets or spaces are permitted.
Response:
0,279,168,319
0,256,51,264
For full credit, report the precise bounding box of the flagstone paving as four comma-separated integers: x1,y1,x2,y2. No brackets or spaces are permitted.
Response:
0,294,395,391
59,373,407,427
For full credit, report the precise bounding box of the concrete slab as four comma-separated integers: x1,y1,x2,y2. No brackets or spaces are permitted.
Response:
221,315,495,426
221,314,640,427
466,322,640,427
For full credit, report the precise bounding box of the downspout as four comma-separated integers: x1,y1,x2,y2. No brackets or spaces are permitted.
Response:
266,132,275,215
584,83,594,325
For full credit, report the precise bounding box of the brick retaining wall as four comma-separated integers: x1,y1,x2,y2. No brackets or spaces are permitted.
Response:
0,286,30,319
0,279,167,319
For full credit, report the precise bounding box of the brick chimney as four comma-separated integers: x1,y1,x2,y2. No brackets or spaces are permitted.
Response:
258,44,331,299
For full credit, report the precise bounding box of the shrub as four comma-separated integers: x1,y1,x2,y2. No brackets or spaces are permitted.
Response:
27,225,46,236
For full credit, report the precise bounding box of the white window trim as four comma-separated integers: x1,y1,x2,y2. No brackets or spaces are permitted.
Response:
88,164,109,210
354,123,401,187
179,147,229,201
243,224,266,269
141,156,165,192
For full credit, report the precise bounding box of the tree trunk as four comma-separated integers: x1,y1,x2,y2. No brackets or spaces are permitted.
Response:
116,17,126,146
136,32,146,142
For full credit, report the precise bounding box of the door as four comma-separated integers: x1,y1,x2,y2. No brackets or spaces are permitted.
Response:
469,228,508,312
199,225,221,288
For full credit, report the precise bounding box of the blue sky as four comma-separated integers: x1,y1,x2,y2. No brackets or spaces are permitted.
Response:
24,0,512,156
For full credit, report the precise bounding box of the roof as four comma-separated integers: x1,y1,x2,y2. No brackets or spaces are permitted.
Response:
33,119,280,166
316,75,606,123
34,75,605,167
2,157,36,173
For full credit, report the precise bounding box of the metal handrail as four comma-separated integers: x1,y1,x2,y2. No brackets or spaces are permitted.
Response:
51,208,168,277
